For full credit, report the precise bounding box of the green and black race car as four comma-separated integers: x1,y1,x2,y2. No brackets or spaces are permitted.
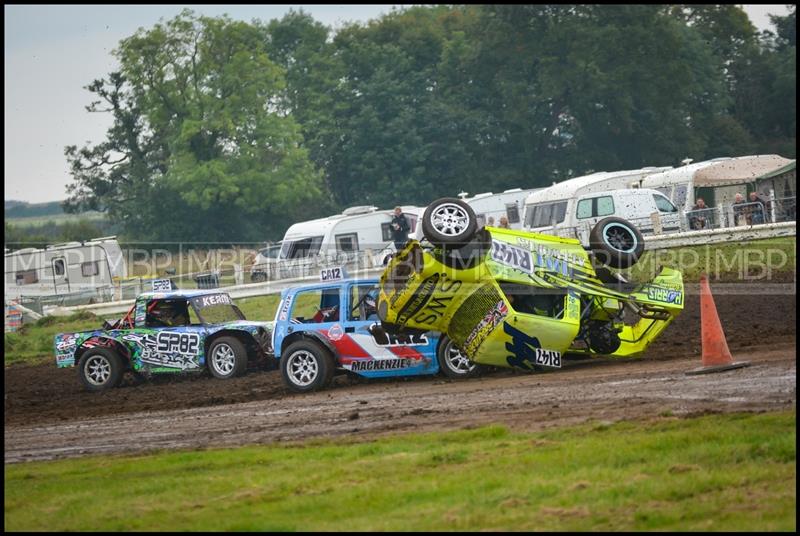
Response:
55,289,274,391
377,197,683,371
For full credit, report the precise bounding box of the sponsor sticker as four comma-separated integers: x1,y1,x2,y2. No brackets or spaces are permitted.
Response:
350,358,414,371
396,273,440,324
491,240,533,273
327,323,344,341
198,294,232,307
463,300,508,355
278,294,294,321
368,323,428,346
645,286,683,305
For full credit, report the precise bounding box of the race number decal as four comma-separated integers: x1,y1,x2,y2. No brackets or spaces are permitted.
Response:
320,267,346,281
152,279,172,291
156,332,200,355
503,322,561,369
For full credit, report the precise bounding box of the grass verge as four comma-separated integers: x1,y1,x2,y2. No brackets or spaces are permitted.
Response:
4,411,796,531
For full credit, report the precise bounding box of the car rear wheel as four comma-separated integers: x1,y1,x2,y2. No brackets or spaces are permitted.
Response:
422,197,478,247
437,336,481,379
281,340,335,393
589,217,645,269
207,336,248,379
78,348,124,391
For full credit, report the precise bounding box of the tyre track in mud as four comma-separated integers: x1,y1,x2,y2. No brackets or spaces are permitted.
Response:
4,291,796,463
5,344,795,463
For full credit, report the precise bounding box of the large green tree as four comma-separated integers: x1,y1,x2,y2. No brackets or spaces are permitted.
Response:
65,10,325,242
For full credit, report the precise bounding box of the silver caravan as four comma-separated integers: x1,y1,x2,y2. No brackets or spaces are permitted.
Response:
263,205,425,280
4,236,127,300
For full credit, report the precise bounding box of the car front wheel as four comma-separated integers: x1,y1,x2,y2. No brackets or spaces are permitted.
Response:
437,336,481,379
207,336,248,379
281,340,335,393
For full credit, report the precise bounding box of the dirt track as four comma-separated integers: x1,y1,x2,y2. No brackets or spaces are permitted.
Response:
4,291,796,463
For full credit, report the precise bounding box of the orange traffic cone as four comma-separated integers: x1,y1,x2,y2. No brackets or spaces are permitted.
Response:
685,274,750,375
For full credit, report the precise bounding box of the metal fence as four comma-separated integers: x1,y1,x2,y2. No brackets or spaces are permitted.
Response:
7,196,795,313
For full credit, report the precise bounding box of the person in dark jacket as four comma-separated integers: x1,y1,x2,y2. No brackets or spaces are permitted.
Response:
390,206,410,250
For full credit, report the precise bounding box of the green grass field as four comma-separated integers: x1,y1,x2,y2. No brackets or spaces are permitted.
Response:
625,237,796,282
4,411,795,531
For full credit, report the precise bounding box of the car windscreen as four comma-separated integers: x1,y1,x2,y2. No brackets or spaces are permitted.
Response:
190,294,244,324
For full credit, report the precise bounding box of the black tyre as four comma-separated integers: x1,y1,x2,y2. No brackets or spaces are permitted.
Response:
78,348,124,391
437,336,481,379
422,197,478,247
586,321,622,355
281,340,336,393
251,271,267,283
589,217,645,269
207,336,248,379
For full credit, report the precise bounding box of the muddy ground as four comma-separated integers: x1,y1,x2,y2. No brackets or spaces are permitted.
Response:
4,291,796,463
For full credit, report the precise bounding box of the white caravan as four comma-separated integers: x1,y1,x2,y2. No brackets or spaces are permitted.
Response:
522,166,673,232
461,188,541,229
640,154,795,212
4,236,127,300
272,205,425,279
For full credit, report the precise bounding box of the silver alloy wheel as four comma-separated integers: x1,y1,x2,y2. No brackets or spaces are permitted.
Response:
286,350,319,387
211,343,236,377
84,354,112,386
444,340,476,375
430,203,471,237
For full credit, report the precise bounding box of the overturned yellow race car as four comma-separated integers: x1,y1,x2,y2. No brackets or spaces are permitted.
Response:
377,197,683,371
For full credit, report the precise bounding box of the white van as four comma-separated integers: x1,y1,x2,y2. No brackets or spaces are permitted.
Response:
528,188,681,245
4,236,127,300
522,166,673,232
273,205,425,279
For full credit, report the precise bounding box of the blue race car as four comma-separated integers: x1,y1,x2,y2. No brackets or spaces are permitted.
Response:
272,277,478,392
55,289,274,391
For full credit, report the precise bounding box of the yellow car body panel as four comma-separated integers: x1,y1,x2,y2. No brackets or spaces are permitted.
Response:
378,227,683,370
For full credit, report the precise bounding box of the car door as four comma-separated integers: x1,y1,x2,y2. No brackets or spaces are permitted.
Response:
341,282,437,376
130,298,207,372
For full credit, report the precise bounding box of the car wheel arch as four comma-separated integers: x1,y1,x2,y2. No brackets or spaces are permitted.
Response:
280,331,338,362
205,329,258,361
75,336,131,366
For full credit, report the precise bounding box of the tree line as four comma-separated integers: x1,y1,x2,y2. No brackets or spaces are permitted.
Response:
63,4,796,243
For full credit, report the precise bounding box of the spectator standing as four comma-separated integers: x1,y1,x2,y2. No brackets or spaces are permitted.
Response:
732,192,748,225
689,198,709,230
749,191,768,224
390,206,410,250
498,216,511,229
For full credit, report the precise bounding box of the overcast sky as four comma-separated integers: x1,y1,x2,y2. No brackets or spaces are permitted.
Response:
3,4,793,204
